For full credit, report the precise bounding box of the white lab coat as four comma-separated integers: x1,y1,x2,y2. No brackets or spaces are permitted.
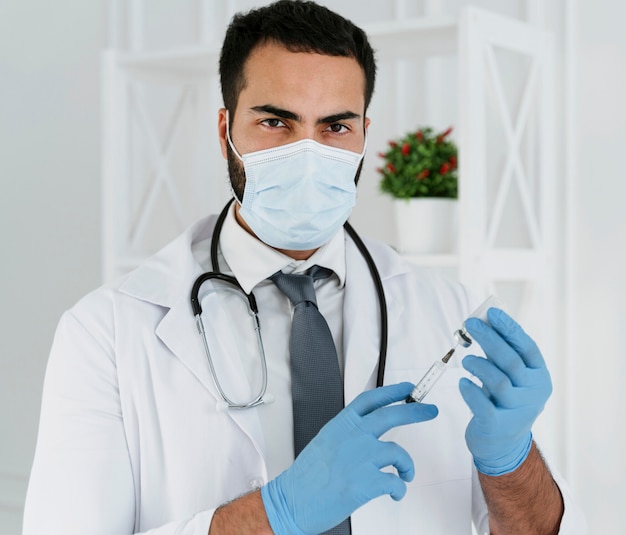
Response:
24,214,585,534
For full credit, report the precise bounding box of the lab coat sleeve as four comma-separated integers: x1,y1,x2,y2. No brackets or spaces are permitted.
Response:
23,303,217,535
553,469,588,534
471,466,490,534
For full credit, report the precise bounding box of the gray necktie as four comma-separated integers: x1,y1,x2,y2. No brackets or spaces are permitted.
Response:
271,265,351,535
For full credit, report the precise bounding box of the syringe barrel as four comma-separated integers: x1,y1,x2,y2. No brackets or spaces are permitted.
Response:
406,359,446,403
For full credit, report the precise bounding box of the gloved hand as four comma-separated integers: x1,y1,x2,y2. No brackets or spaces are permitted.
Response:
459,307,552,476
261,382,438,535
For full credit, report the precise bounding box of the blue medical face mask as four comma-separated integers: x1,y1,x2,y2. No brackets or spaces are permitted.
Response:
226,119,366,251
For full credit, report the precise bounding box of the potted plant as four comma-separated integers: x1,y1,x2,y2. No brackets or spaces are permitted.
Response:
377,126,458,254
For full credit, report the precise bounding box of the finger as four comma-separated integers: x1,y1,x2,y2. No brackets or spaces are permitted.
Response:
459,377,495,419
462,355,519,406
376,471,408,502
362,401,438,437
348,383,415,416
351,442,414,503
464,317,528,383
372,440,416,483
487,308,546,369
359,471,408,502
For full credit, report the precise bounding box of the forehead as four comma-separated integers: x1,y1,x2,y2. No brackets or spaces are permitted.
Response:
238,41,366,115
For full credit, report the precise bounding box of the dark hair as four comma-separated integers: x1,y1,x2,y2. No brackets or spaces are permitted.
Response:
219,0,376,117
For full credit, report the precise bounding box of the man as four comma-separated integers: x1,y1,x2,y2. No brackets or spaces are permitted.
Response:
24,1,584,534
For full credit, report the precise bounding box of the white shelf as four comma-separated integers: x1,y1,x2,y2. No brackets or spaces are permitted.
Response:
109,15,459,85
480,249,547,280
365,16,458,60
116,46,220,83
402,253,459,268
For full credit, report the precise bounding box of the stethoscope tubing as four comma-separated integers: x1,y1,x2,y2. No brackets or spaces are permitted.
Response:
341,221,388,388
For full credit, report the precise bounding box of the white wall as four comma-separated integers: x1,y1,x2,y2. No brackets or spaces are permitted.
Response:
569,0,626,529
1,0,624,533
0,1,106,532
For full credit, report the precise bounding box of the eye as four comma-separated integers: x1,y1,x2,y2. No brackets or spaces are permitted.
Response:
261,118,286,128
326,123,350,134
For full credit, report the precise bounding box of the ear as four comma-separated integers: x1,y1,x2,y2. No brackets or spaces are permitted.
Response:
218,108,228,160
364,116,371,132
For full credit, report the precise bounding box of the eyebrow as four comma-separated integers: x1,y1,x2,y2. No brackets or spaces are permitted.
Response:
250,105,361,125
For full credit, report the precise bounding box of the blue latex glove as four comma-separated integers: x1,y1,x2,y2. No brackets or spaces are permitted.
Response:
459,307,552,476
261,382,438,535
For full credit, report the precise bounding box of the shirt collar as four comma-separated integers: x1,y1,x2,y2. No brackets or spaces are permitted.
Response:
220,202,346,294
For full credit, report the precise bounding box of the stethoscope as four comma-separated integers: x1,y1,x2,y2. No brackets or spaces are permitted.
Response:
190,198,388,409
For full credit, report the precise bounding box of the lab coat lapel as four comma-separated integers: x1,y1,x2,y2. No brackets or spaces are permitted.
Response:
156,290,267,463
156,291,218,398
119,217,219,396
119,215,267,464
343,236,406,403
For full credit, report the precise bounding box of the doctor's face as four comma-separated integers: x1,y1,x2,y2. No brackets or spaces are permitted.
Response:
218,41,370,200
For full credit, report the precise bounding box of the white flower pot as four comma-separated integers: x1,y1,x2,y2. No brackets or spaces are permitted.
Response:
393,198,458,254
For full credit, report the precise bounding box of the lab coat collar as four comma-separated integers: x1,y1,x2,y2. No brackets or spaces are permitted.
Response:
118,215,215,309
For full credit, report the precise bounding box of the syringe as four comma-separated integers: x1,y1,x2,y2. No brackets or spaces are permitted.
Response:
405,295,506,404
405,347,456,403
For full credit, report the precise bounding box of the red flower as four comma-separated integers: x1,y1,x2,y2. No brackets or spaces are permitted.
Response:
377,151,386,158
386,162,396,173
416,169,429,180
449,155,457,168
439,163,450,174
401,142,410,156
389,141,398,148
416,131,424,141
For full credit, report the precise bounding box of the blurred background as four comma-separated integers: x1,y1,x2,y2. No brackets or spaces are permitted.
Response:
1,0,624,533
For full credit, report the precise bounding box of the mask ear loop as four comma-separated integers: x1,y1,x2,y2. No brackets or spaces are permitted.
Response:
359,132,368,160
225,110,244,161
225,110,245,204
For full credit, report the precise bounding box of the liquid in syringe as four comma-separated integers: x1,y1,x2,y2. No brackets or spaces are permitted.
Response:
405,295,506,404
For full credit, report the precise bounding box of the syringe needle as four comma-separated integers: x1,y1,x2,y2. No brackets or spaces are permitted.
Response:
441,347,455,363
